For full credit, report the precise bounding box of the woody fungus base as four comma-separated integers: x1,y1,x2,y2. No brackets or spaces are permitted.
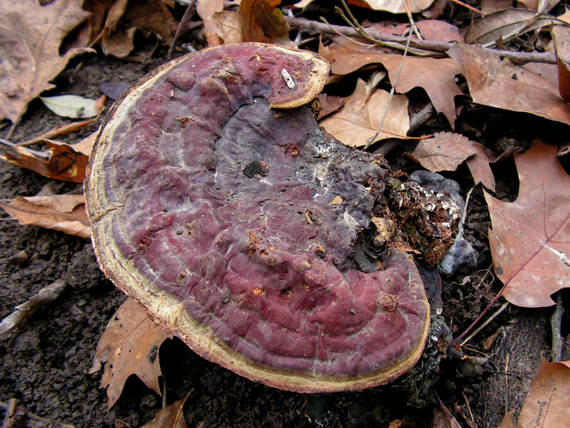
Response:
86,43,457,392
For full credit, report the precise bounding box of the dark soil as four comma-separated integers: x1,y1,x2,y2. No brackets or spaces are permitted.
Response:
0,45,566,428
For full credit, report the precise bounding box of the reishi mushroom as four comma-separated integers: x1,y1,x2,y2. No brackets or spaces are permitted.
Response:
85,43,433,392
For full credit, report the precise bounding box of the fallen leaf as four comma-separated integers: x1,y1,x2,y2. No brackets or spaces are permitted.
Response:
196,0,225,46
0,139,89,183
499,359,570,427
465,8,556,45
18,117,98,146
552,25,570,102
347,0,434,14
212,10,243,44
433,404,462,428
90,298,171,409
415,20,463,43
0,194,90,239
316,93,345,120
481,0,513,14
72,132,98,157
319,41,462,126
40,94,99,119
517,0,539,10
448,44,570,126
320,78,410,147
83,0,116,45
484,141,570,307
466,142,497,191
0,0,91,129
409,132,477,172
141,395,190,428
239,0,289,43
102,0,177,58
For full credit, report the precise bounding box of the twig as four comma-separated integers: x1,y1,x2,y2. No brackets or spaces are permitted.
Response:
453,281,506,345
0,279,67,339
408,103,435,134
364,23,413,149
450,0,482,15
1,399,74,428
550,293,564,361
460,302,509,347
284,16,557,64
168,0,198,59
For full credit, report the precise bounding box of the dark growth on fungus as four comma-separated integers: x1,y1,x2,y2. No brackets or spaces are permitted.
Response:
86,43,458,392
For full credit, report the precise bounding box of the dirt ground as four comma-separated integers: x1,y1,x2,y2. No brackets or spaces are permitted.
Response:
0,47,567,427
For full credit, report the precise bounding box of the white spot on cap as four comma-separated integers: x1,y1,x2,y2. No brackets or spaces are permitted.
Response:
281,68,295,89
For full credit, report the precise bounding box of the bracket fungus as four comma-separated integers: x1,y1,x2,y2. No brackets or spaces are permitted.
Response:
86,43,457,392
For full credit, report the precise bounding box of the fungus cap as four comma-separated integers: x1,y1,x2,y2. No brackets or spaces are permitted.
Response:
85,43,430,392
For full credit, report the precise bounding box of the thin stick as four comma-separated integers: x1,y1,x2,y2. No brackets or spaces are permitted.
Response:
459,302,509,347
453,282,506,345
168,0,198,58
364,24,413,149
284,16,557,64
0,279,67,339
550,293,564,361
450,0,483,15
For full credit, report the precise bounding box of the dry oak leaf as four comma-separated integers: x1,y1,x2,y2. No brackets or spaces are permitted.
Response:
211,10,243,44
448,44,570,126
347,0,434,14
0,194,90,239
552,25,570,102
90,298,171,409
102,0,177,58
239,0,289,43
0,138,89,183
141,395,190,428
466,142,497,192
0,0,91,129
319,41,462,126
498,359,570,428
465,8,557,45
484,141,570,308
409,132,477,172
197,0,225,47
320,78,409,147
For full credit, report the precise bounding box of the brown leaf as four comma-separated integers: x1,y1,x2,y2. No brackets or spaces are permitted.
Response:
481,0,513,14
448,44,570,126
0,0,91,129
465,8,556,45
466,142,497,191
347,0,435,14
141,395,190,428
316,94,345,120
319,41,462,126
72,132,98,157
499,359,570,428
0,194,90,239
415,20,463,43
0,139,89,183
409,132,477,172
211,10,243,44
484,141,570,307
102,0,177,58
90,298,171,409
320,78,410,147
239,0,289,43
196,0,225,47
552,25,570,102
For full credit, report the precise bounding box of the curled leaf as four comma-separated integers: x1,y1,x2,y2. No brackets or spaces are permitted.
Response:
0,194,90,239
40,94,99,119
